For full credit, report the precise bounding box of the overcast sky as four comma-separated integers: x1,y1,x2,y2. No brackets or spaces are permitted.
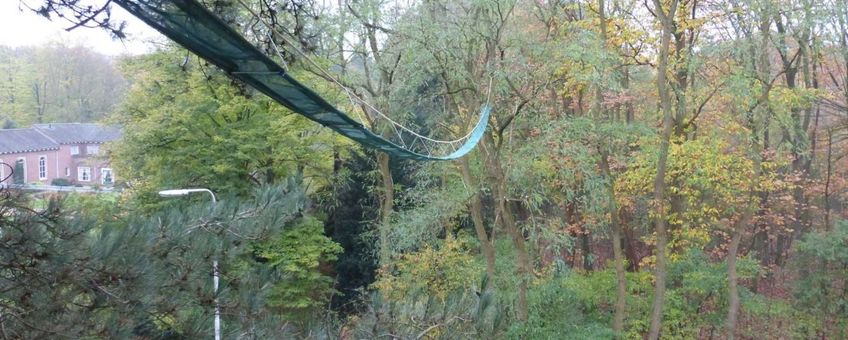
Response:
0,0,163,55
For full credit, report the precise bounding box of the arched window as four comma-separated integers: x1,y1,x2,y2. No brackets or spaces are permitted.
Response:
38,156,47,180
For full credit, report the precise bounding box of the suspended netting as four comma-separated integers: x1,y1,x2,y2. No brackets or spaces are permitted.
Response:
114,0,490,160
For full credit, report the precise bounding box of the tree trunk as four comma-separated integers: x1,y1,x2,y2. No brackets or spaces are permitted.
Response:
825,129,833,231
33,81,47,124
727,149,763,338
601,151,627,334
774,15,811,264
727,15,771,336
623,69,634,124
593,1,625,329
726,218,745,339
581,231,592,271
648,1,679,338
622,217,640,272
481,132,530,321
459,157,497,279
726,183,759,338
377,152,394,265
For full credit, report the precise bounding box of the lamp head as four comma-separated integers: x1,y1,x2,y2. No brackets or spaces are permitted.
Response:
158,189,191,197
158,188,216,203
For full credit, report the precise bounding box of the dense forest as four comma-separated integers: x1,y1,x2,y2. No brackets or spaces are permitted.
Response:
0,43,127,126
2,0,848,338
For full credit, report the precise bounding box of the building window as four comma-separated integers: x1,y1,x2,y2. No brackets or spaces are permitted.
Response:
88,145,99,155
0,158,4,183
38,156,47,180
65,167,70,177
78,167,91,182
14,158,26,184
101,168,113,185
70,146,80,155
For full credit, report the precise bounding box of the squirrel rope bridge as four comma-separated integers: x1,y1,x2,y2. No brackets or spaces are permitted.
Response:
113,0,490,160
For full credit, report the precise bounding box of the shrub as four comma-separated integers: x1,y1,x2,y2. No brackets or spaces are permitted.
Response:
506,272,616,339
790,221,848,338
253,216,343,320
373,235,480,302
51,178,72,186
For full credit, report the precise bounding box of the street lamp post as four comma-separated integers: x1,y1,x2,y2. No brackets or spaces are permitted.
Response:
158,188,220,340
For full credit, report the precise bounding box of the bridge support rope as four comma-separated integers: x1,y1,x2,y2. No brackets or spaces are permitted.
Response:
114,0,490,161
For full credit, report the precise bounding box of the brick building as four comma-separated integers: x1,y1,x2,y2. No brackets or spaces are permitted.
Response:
0,123,121,186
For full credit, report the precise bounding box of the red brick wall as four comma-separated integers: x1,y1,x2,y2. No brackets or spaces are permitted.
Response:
65,144,113,184
1,144,113,186
0,149,60,185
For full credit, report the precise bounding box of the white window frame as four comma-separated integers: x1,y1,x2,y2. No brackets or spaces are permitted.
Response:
38,155,47,180
100,168,113,185
88,144,100,155
78,167,91,182
70,146,80,155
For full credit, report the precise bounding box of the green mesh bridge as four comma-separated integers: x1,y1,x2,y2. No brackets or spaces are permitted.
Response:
114,0,489,160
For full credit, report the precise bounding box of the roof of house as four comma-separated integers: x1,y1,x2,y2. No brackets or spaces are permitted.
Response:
33,123,122,144
0,123,121,155
0,128,60,155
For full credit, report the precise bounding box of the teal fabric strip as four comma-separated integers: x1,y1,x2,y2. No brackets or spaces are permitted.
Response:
113,0,488,160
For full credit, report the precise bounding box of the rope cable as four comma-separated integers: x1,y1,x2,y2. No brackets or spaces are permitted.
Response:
112,0,490,160
235,0,488,153
267,32,289,71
